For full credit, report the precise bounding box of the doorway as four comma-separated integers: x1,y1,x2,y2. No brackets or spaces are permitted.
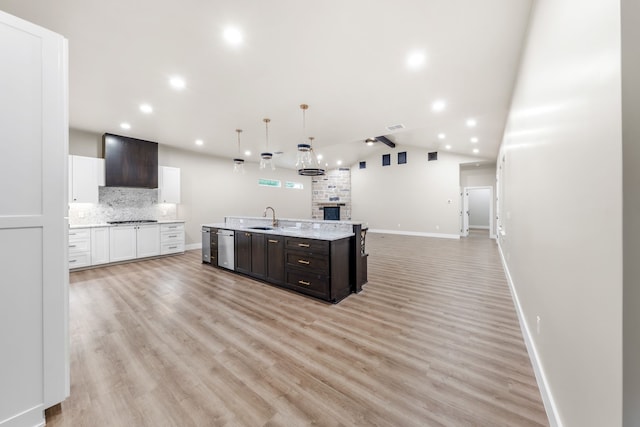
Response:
461,186,494,238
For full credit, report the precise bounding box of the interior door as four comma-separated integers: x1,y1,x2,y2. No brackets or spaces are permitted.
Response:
0,10,69,426
461,190,470,237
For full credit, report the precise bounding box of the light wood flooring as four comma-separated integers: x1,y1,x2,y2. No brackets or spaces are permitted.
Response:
46,233,548,426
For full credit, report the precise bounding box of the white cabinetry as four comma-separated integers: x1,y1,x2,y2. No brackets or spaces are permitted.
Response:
109,224,160,261
159,166,181,203
68,155,104,203
68,228,91,268
137,224,161,258
161,222,185,254
90,227,110,265
0,10,69,424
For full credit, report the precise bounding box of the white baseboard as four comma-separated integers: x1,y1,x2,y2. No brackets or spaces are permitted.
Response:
0,404,45,427
367,229,460,239
497,243,563,427
470,225,490,230
185,243,201,251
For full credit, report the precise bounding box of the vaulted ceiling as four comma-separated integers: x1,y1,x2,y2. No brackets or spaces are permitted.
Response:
0,0,532,168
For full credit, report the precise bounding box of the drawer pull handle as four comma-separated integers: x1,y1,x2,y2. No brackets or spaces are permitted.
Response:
297,259,310,265
168,226,177,229
298,243,310,248
168,235,177,238
169,246,177,249
268,239,279,243
69,233,76,236
69,244,76,248
298,280,310,286
69,259,77,263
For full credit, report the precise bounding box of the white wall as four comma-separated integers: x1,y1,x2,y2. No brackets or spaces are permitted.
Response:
498,0,622,425
622,0,640,424
69,129,312,245
351,146,478,237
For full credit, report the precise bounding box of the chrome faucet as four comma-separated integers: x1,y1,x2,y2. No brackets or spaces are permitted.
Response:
263,206,277,227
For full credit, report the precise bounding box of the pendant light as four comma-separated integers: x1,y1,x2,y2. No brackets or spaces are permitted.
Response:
233,129,245,174
295,104,325,176
259,118,275,170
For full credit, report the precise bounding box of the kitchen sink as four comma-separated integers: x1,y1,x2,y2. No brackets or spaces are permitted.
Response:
248,226,274,230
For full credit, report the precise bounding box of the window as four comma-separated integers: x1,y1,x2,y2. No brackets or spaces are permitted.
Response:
382,154,391,166
398,151,407,164
359,161,366,169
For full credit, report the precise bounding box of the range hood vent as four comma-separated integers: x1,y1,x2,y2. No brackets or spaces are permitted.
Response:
102,133,158,188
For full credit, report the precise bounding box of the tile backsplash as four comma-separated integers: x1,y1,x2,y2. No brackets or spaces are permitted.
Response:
69,187,177,225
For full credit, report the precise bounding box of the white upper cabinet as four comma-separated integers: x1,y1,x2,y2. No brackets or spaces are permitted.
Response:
69,155,104,203
158,166,181,204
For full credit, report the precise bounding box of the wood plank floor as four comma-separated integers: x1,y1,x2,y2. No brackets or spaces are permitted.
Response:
46,232,548,426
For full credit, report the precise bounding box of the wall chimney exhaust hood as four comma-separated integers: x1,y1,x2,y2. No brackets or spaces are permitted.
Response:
102,133,158,188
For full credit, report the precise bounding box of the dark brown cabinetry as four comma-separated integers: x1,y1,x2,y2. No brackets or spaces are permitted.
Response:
235,231,266,279
222,230,352,303
284,236,350,302
266,236,285,284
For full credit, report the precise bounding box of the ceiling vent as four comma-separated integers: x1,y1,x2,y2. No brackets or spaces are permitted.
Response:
386,124,405,131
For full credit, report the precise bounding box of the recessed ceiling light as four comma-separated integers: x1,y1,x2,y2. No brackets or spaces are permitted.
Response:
445,144,452,150
120,122,131,130
432,100,446,112
140,104,153,114
317,154,323,160
337,160,343,166
244,150,251,156
470,137,479,143
195,139,203,146
407,51,426,69
169,76,186,90
437,133,446,140
473,148,479,154
466,118,477,127
223,27,243,45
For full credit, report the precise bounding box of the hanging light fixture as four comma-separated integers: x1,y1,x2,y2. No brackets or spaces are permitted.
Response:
233,129,245,174
260,118,275,170
296,104,325,176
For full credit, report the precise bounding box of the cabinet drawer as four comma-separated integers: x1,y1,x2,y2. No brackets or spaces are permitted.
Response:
68,228,90,241
286,252,329,273
69,252,91,269
161,230,184,244
161,223,184,233
161,242,184,255
285,237,329,254
68,238,90,253
285,270,329,298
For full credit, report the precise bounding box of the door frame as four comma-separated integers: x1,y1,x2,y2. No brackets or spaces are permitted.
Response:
460,186,495,238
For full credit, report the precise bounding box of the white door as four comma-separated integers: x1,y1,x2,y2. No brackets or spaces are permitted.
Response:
0,10,69,426
462,186,494,238
137,224,160,258
70,155,98,203
109,226,137,262
461,190,470,237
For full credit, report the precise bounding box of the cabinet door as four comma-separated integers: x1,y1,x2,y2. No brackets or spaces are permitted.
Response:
136,224,160,258
235,232,251,274
70,155,98,203
109,226,136,262
91,227,110,265
250,233,266,279
266,236,285,284
159,166,180,204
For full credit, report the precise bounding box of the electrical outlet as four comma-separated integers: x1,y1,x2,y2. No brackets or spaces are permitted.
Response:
313,223,320,229
78,211,85,218
536,316,541,334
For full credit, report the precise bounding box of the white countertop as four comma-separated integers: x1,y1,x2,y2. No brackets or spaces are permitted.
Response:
202,222,354,241
69,220,184,229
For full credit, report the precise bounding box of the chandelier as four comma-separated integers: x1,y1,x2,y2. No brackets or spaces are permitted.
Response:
233,129,245,174
295,104,325,176
259,118,275,170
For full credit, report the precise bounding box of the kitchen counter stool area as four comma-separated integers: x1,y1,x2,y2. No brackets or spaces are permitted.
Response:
68,221,185,270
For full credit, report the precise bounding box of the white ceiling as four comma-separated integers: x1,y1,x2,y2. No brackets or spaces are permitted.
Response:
0,0,532,169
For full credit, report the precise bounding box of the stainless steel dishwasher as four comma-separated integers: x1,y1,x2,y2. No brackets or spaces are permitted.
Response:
217,229,235,270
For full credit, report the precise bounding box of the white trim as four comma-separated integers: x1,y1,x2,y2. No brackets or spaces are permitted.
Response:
368,229,460,239
469,225,490,230
497,242,563,427
0,403,45,427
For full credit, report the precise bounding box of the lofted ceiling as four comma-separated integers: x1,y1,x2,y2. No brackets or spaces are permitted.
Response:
0,0,532,169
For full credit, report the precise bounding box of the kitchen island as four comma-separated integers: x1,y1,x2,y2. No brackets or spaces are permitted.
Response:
202,216,367,303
